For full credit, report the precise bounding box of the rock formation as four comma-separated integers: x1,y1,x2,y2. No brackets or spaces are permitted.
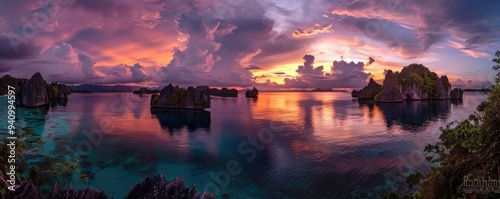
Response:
47,82,69,99
351,89,359,98
354,78,383,99
125,174,214,199
0,75,21,95
0,169,109,199
150,84,210,109
377,70,404,102
1,169,213,199
16,73,50,107
133,87,160,94
450,88,464,99
209,87,238,97
352,64,462,103
245,87,258,98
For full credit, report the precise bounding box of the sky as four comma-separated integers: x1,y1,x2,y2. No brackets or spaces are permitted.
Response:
0,0,499,89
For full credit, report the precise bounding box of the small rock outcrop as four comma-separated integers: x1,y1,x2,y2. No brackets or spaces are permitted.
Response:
16,72,50,107
150,84,210,109
351,89,360,98
47,82,69,99
125,174,214,199
355,78,383,99
245,87,258,98
210,87,238,97
450,88,464,99
133,87,160,94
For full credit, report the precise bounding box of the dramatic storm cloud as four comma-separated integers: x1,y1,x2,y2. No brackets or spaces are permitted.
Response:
284,54,371,88
0,0,498,88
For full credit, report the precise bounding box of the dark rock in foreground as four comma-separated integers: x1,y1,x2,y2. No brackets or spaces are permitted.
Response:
151,84,210,110
245,87,258,98
16,72,50,107
0,169,109,199
1,169,214,199
49,183,109,199
209,87,238,97
125,174,214,199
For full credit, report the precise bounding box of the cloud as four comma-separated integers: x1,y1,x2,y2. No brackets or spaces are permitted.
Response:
284,54,372,88
158,0,276,86
366,56,375,66
296,55,324,76
292,24,332,37
244,65,262,70
329,0,500,58
77,52,97,77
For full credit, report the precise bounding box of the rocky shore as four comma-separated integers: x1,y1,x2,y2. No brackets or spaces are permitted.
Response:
0,169,214,199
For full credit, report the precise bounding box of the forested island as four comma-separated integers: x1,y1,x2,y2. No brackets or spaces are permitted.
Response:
0,73,69,107
352,64,463,102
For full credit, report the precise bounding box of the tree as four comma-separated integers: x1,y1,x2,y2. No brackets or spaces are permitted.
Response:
408,51,500,198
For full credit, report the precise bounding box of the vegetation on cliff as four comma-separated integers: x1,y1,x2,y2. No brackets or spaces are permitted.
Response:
209,87,238,97
382,51,500,198
133,87,160,94
0,127,84,196
151,84,210,109
354,64,458,102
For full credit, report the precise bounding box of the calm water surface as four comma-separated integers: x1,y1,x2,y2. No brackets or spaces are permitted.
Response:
0,92,487,198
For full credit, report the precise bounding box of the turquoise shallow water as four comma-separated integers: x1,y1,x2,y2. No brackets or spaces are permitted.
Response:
0,92,487,198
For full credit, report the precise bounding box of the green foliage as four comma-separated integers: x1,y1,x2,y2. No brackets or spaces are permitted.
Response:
0,75,20,95
374,91,382,101
151,94,159,106
194,99,208,106
165,86,188,106
0,127,83,195
406,173,422,188
412,51,500,198
397,64,440,96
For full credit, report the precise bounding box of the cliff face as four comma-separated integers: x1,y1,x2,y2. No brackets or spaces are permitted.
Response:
151,84,210,109
16,73,50,107
125,174,214,199
47,82,69,99
377,70,405,102
375,64,458,102
353,78,383,99
245,87,258,98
